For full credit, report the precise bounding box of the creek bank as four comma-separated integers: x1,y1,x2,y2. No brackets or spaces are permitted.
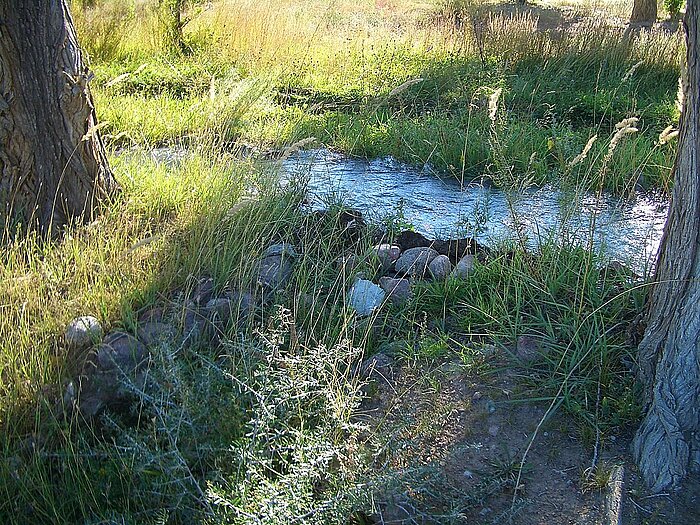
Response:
59,208,640,422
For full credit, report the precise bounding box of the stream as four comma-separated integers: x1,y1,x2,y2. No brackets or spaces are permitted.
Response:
144,146,669,273
282,148,669,273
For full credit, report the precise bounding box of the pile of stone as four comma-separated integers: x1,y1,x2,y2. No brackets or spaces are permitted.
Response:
62,276,259,420
346,230,485,317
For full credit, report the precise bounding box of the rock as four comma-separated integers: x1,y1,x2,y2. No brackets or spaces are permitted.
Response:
262,243,298,259
257,254,294,290
67,332,152,419
313,209,366,246
137,322,176,347
374,244,401,272
337,254,361,274
181,306,209,345
395,247,439,278
348,279,386,317
226,290,257,322
395,230,432,251
360,352,394,379
486,399,496,414
138,306,166,324
64,316,103,350
428,254,452,280
432,237,483,263
96,332,149,372
516,335,541,364
488,424,500,437
379,276,412,305
188,277,215,306
205,297,233,321
452,254,476,278
472,391,483,401
337,209,366,245
600,260,640,282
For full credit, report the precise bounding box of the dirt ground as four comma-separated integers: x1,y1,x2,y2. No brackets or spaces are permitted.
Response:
353,349,699,525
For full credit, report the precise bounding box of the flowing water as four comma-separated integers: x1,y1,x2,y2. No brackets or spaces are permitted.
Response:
141,146,668,273
282,148,669,273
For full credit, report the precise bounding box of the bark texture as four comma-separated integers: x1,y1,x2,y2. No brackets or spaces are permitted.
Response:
0,0,116,236
630,0,658,25
632,0,700,493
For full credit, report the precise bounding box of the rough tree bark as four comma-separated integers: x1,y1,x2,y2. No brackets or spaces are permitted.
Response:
0,0,117,236
630,0,658,25
632,0,700,493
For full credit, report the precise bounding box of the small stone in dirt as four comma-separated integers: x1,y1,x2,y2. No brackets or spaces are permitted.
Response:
472,391,483,401
428,254,452,280
488,424,500,437
257,254,294,290
348,279,386,316
463,469,474,479
379,276,412,305
65,316,103,350
452,254,476,279
486,399,496,413
137,322,176,347
374,244,401,272
263,243,298,259
395,247,439,278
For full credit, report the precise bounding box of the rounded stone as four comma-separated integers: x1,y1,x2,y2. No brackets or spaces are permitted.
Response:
395,247,439,278
348,279,386,317
452,254,476,279
428,254,452,280
379,276,412,305
64,316,103,350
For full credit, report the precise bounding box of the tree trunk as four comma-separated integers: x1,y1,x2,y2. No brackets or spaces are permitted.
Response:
0,0,117,237
630,0,658,25
632,0,700,493
159,0,186,54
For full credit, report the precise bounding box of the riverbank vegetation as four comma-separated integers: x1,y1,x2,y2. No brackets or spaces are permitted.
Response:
78,0,683,193
0,1,687,523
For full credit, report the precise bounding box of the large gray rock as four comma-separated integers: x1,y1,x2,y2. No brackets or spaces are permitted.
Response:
374,244,401,272
66,331,151,419
428,254,452,280
263,243,298,259
96,332,149,372
257,254,294,290
395,247,439,278
64,316,103,350
137,321,176,347
452,254,476,278
348,279,386,317
379,276,412,305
